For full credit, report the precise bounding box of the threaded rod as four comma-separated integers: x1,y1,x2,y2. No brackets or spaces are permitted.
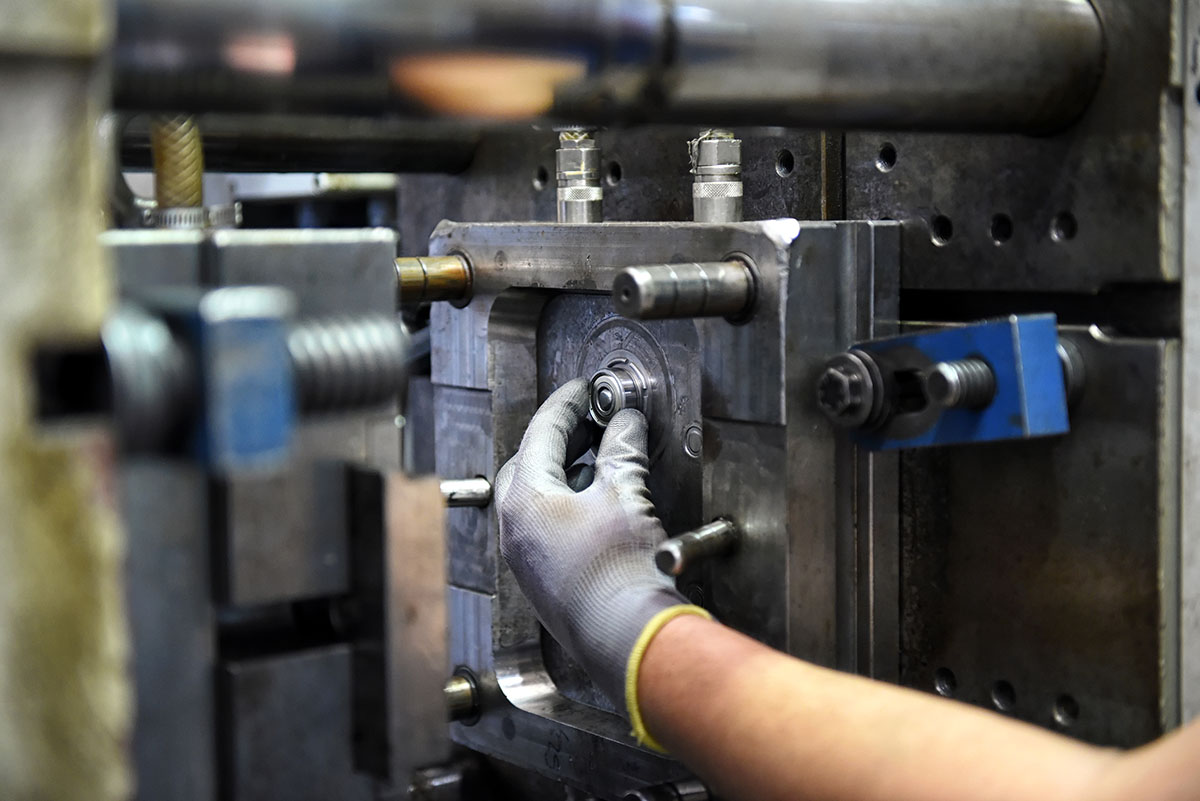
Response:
288,315,409,413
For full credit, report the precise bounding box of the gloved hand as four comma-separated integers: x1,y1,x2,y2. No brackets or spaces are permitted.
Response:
495,379,710,750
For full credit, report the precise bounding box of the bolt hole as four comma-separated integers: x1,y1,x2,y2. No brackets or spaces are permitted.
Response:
1050,212,1078,242
776,148,795,178
1195,82,1200,106
621,288,632,301
1053,694,1080,727
876,142,897,172
990,213,1014,245
933,667,957,698
532,166,549,191
930,215,954,246
606,161,623,186
991,680,1016,713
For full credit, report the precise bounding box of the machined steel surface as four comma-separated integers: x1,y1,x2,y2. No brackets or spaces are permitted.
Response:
901,327,1180,745
349,471,450,785
1184,0,1200,726
219,646,374,801
430,219,901,797
844,0,1174,292
122,462,214,801
397,129,832,256
114,0,1102,133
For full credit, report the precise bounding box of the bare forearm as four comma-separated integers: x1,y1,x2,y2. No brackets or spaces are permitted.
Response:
638,615,1130,801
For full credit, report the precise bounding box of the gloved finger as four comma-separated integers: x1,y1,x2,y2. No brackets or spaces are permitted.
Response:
565,415,598,467
494,457,517,509
565,462,595,492
593,408,651,493
515,378,592,490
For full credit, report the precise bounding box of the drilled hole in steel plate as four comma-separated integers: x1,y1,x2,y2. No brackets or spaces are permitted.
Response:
933,667,957,698
991,680,1017,713
532,165,549,191
930,214,954,246
990,213,1014,245
1053,694,1080,727
776,148,795,177
876,142,897,172
606,161,623,186
1050,212,1078,242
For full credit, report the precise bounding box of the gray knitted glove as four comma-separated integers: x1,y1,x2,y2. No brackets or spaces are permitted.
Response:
495,379,707,736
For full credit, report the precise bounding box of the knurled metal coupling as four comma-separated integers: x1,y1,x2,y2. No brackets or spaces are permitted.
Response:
689,130,742,223
556,129,603,223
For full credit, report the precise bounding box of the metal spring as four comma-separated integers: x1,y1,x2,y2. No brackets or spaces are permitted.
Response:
288,315,409,413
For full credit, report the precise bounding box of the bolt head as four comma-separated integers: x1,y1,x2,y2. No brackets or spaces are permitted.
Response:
817,365,863,416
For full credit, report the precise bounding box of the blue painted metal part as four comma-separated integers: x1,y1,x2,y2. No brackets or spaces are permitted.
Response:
853,314,1069,451
147,286,297,472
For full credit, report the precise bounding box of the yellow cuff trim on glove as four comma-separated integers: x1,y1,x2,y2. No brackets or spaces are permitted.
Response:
624,604,713,753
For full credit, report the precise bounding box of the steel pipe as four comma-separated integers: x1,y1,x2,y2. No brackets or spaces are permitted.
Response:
114,0,1103,133
662,0,1104,133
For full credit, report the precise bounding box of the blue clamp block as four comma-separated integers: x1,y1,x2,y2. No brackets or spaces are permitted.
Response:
853,314,1069,451
148,286,297,473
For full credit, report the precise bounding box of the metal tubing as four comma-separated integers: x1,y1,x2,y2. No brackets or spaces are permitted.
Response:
114,0,1103,133
656,519,739,577
440,478,493,508
613,261,754,320
396,255,472,305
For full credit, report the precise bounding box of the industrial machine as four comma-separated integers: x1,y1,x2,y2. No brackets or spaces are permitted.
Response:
1,0,1198,799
